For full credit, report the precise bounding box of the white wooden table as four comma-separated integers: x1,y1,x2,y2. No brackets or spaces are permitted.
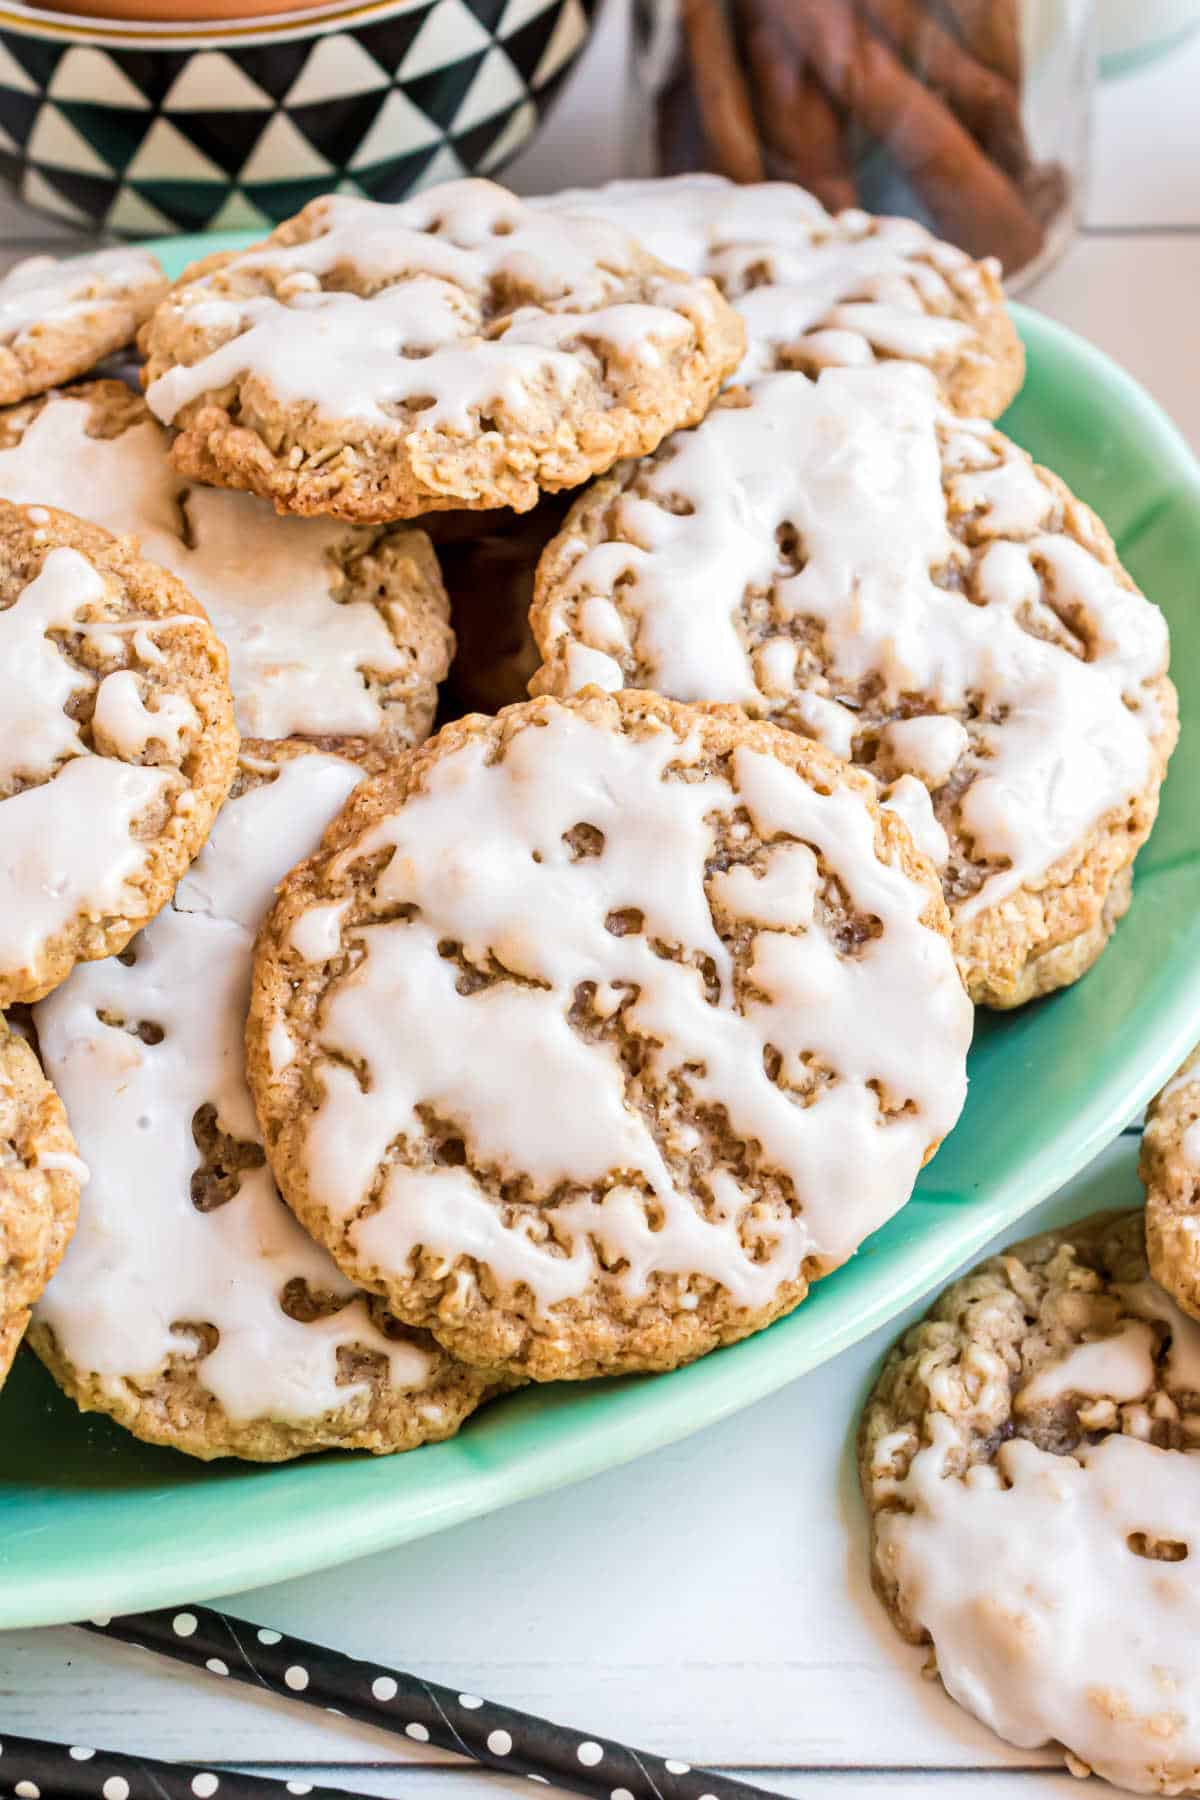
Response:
2,10,1199,1795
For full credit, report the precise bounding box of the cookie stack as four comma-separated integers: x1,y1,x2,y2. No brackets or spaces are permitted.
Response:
0,176,1174,1470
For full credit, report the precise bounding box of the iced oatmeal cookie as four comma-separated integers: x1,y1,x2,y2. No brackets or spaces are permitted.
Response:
531,365,1177,1008
0,248,166,406
1141,1046,1200,1324
138,179,746,523
861,1209,1200,1796
29,740,500,1462
0,1018,83,1388
246,688,972,1384
0,500,238,1006
537,174,1022,415
0,383,453,756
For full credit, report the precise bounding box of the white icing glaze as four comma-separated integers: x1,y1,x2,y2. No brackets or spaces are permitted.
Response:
92,669,198,760
878,1417,1200,1793
542,367,1167,917
1120,1280,1200,1395
881,776,949,870
1016,1322,1158,1409
146,181,720,435
0,756,171,975
536,175,982,382
0,247,160,344
0,545,184,972
0,395,419,742
297,706,971,1315
881,717,969,788
33,750,438,1426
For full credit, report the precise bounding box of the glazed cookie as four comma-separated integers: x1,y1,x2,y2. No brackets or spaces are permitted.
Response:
433,498,568,715
0,1017,84,1388
538,174,1022,416
246,689,972,1383
861,1209,1200,1795
139,179,746,522
0,500,238,1006
29,740,500,1462
0,248,167,406
1141,1047,1200,1323
531,365,1177,1008
0,383,453,755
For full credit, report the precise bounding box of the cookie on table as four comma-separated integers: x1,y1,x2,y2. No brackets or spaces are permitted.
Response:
531,365,1177,1009
138,179,746,523
246,689,972,1384
0,1017,83,1388
0,383,454,758
0,248,167,407
861,1209,1200,1795
432,498,568,716
0,500,238,1007
537,174,1022,417
29,739,501,1463
1141,1046,1200,1323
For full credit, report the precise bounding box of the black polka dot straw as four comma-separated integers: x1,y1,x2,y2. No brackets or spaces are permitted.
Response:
78,1605,783,1800
0,1730,362,1800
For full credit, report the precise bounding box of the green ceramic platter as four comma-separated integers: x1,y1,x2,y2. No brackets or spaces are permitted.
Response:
2,245,1199,1628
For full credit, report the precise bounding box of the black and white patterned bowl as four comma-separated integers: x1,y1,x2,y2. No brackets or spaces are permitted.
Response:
0,0,595,235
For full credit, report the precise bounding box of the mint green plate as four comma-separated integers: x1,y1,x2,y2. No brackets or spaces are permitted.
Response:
2,248,1199,1628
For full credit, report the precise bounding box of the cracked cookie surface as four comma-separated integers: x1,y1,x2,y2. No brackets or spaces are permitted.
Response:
0,383,453,758
139,179,745,522
246,689,971,1383
531,365,1177,1007
29,739,500,1462
861,1209,1200,1796
0,499,238,1006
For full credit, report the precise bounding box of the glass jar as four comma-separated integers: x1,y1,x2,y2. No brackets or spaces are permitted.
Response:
633,0,1093,287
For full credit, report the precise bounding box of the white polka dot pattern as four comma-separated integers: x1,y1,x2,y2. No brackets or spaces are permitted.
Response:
69,1602,785,1800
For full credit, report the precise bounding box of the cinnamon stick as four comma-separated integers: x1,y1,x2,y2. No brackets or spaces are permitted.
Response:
854,0,1030,179
767,0,1044,270
657,47,712,175
935,0,1021,86
679,0,767,183
745,16,857,210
